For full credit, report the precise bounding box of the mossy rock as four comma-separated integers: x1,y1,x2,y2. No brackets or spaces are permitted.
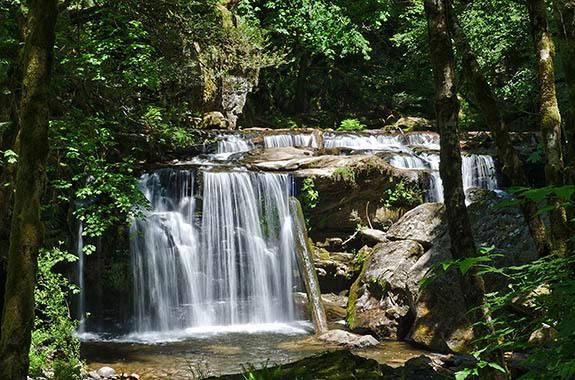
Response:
207,350,451,380
207,350,385,380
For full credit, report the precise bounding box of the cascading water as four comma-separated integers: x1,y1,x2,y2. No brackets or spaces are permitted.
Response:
75,222,86,333
389,153,443,202
130,169,301,334
462,154,498,190
216,134,253,157
264,134,318,148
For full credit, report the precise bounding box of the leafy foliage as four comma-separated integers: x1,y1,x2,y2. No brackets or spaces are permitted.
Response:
337,118,365,131
30,246,81,378
300,178,319,209
381,180,419,208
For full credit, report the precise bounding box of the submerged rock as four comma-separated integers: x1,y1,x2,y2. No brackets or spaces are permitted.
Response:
96,367,115,378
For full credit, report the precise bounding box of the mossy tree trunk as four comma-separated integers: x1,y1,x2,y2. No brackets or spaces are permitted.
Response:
552,0,575,238
527,0,570,257
0,6,24,262
423,0,509,378
0,1,57,379
449,9,551,257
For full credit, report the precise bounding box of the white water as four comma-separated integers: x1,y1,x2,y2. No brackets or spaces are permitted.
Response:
264,134,318,148
75,223,86,333
130,169,301,336
389,152,498,202
215,134,253,159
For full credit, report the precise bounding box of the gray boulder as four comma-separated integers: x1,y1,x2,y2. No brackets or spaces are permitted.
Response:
317,330,379,348
347,193,537,353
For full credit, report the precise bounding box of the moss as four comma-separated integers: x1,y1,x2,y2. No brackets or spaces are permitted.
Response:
208,350,384,380
346,274,362,328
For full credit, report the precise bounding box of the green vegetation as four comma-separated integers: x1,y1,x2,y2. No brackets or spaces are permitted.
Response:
380,180,419,208
241,361,282,380
30,247,81,378
333,167,356,181
300,178,319,210
337,119,366,131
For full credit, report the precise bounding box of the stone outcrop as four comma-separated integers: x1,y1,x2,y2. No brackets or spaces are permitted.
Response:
392,117,434,131
347,240,424,340
317,330,379,348
346,193,537,353
245,148,427,233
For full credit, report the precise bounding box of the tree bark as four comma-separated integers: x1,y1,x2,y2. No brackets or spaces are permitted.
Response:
527,0,569,257
0,1,57,380
423,0,509,378
293,51,310,114
552,0,575,239
449,11,551,256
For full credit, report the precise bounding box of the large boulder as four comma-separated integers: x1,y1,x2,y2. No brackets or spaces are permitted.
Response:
246,151,428,234
347,240,424,340
347,194,537,353
386,203,446,248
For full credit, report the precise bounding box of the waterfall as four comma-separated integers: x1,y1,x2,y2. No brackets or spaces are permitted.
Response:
462,154,498,191
389,152,498,202
216,134,253,157
389,153,443,202
75,222,86,333
264,134,318,148
130,169,300,333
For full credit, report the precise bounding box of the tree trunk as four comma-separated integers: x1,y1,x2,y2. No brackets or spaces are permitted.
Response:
293,51,310,114
449,11,551,257
423,0,509,378
0,1,57,379
552,0,575,239
527,0,569,257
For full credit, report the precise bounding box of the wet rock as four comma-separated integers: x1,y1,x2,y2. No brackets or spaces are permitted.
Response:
295,292,348,321
298,155,426,232
312,246,357,293
393,117,434,131
347,240,423,340
97,367,115,378
88,371,102,379
201,111,229,129
386,203,446,248
359,228,388,244
317,330,379,348
528,324,558,345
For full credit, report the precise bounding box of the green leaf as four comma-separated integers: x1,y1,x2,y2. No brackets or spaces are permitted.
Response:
486,362,506,372
534,204,556,217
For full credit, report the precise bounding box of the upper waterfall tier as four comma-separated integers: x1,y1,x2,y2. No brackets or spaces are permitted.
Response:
202,130,498,202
